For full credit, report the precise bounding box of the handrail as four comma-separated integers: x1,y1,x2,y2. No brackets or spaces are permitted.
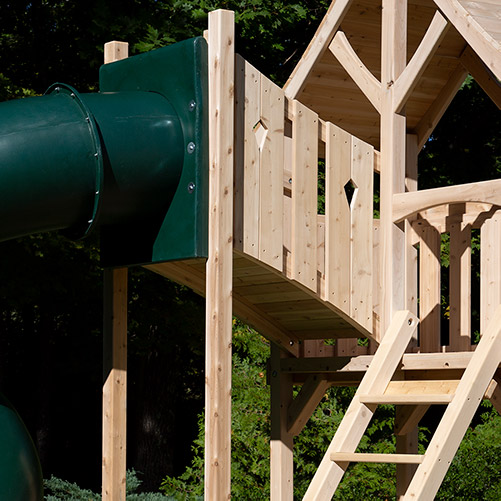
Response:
392,178,501,223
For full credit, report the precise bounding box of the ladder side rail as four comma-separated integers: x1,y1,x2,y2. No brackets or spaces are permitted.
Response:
404,304,501,500
303,310,418,501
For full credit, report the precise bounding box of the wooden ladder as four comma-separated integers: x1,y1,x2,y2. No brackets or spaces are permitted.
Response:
303,306,501,501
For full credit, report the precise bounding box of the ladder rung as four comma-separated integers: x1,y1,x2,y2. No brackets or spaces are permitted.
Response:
359,394,454,404
331,452,424,464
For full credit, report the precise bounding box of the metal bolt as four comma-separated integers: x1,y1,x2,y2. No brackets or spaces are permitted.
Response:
189,100,196,111
71,93,76,98
55,87,60,93
187,142,196,154
187,182,196,193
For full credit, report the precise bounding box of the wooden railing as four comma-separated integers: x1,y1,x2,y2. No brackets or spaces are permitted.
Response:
401,199,501,353
234,55,376,342
233,53,501,355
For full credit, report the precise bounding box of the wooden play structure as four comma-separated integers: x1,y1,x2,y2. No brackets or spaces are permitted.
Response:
75,1,501,500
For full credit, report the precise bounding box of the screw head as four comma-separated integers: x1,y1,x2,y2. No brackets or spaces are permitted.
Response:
189,100,196,111
187,142,196,154
187,182,196,193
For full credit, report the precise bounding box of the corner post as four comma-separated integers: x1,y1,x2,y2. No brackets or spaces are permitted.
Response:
205,9,235,500
379,0,408,336
102,41,129,501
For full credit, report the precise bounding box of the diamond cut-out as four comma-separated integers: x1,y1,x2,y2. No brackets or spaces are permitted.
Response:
253,120,268,151
344,179,357,207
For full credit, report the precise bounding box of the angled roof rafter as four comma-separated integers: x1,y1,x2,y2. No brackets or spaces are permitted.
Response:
284,0,355,99
460,46,501,109
433,0,501,80
329,30,382,113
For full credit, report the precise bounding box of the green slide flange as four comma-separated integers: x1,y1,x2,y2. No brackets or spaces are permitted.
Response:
99,36,209,267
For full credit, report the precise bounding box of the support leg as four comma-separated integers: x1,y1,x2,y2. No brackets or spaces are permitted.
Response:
102,268,128,501
205,9,235,501
395,408,419,500
270,343,294,500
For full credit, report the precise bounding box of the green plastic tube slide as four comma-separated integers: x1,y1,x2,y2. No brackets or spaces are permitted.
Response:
0,84,184,243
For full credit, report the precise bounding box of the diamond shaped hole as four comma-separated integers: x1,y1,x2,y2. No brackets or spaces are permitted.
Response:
253,120,268,151
344,179,357,207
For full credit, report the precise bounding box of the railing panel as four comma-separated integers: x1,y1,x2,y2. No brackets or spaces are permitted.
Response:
259,76,284,271
325,122,351,315
234,56,261,257
291,100,318,292
350,137,373,329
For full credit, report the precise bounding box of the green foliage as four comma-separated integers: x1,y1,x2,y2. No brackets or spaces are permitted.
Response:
44,469,171,500
436,409,501,500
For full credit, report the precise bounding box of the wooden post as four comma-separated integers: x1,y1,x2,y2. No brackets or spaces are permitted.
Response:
397,134,420,497
481,211,501,333
102,268,128,501
405,134,419,350
419,224,442,352
102,42,129,501
205,10,235,501
449,209,471,351
379,0,407,336
395,423,419,499
270,344,294,500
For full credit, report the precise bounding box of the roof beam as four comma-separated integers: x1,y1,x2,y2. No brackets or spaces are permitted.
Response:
460,46,501,110
393,11,450,114
284,0,355,99
433,0,501,81
329,30,382,113
413,63,467,149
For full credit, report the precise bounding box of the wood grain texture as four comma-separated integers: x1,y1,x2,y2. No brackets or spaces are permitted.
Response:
259,76,284,270
102,268,128,501
326,122,352,314
418,225,442,353
291,100,318,291
205,11,235,500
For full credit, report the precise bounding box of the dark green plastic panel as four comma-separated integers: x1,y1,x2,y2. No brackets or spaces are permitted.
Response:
0,393,43,501
99,37,208,267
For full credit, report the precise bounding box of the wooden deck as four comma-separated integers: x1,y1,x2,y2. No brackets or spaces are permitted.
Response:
146,251,371,358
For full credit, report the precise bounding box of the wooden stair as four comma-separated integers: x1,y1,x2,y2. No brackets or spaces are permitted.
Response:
303,306,501,501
